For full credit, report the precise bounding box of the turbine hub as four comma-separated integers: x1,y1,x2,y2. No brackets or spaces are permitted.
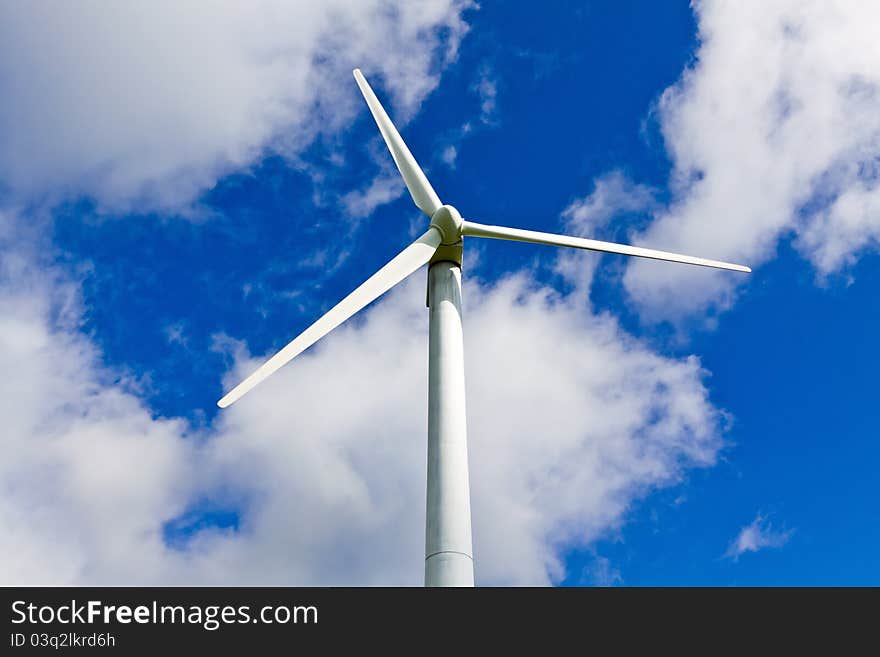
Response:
430,205,463,245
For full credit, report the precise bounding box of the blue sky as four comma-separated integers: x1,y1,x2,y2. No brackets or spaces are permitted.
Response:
1,2,879,585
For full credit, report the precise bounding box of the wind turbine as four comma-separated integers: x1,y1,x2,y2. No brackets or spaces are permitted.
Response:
217,69,750,587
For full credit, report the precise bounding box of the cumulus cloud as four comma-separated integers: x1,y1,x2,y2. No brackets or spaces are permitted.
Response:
0,228,198,584
616,0,880,319
0,228,724,585
0,1,470,211
724,512,793,561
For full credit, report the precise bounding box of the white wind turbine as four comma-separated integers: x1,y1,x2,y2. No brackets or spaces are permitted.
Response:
218,69,750,587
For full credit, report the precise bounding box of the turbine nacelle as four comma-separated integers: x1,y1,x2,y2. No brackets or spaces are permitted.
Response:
430,205,464,244
429,205,464,266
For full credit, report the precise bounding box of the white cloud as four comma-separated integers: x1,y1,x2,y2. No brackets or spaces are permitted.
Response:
436,62,501,173
725,512,793,561
341,167,407,220
556,171,657,296
473,64,499,125
441,145,459,168
617,0,880,319
563,171,656,234
0,1,470,212
587,555,623,587
0,228,725,585
0,235,198,584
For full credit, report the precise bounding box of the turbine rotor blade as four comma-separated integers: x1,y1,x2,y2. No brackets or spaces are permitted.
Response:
461,221,751,273
217,227,443,408
353,68,442,217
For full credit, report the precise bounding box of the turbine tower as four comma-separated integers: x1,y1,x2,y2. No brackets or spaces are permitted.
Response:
217,69,751,587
